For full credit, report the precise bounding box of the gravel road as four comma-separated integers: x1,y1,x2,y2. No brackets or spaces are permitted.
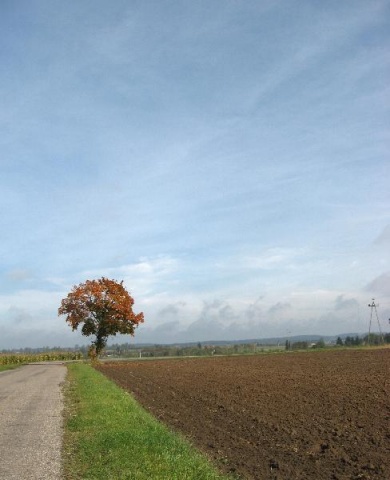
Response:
0,363,67,480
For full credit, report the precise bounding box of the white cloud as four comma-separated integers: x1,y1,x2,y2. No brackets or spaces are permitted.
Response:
268,302,292,317
0,279,386,349
374,225,390,247
365,273,390,297
0,290,61,315
240,248,304,270
6,269,32,282
334,295,359,311
66,256,181,297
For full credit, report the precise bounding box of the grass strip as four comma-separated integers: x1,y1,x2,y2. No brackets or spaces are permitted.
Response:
0,364,22,372
63,363,230,480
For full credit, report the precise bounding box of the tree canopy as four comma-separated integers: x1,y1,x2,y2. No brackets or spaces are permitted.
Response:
58,277,144,357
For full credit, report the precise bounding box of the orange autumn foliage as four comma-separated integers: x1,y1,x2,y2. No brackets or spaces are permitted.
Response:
58,277,144,356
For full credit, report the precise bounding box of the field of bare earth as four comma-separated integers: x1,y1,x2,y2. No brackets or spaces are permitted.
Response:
96,348,390,480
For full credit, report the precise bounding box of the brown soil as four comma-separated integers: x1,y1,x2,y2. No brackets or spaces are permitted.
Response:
95,348,390,480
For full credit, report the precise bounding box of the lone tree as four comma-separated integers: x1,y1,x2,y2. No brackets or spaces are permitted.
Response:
58,277,144,358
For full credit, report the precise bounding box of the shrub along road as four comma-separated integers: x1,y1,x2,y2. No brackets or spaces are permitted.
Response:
0,363,66,479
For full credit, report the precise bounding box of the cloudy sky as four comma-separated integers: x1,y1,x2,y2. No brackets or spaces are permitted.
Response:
1,1,389,349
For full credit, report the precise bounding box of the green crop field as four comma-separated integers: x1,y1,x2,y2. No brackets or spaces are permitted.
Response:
0,352,82,365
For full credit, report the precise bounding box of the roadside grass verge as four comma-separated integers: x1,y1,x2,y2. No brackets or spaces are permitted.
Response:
0,364,22,372
63,363,230,480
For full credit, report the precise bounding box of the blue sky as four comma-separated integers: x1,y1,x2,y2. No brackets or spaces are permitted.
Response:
1,0,389,349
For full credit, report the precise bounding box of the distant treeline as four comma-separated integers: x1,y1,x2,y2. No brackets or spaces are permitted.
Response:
103,342,280,358
338,332,390,346
285,333,390,351
104,332,390,358
2,333,389,360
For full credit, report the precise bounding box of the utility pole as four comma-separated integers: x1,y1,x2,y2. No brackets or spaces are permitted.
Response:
367,299,384,345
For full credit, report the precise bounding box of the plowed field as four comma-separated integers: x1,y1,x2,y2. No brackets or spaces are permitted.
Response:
95,348,390,479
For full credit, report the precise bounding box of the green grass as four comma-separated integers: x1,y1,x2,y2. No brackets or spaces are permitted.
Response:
0,364,22,372
63,363,230,480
